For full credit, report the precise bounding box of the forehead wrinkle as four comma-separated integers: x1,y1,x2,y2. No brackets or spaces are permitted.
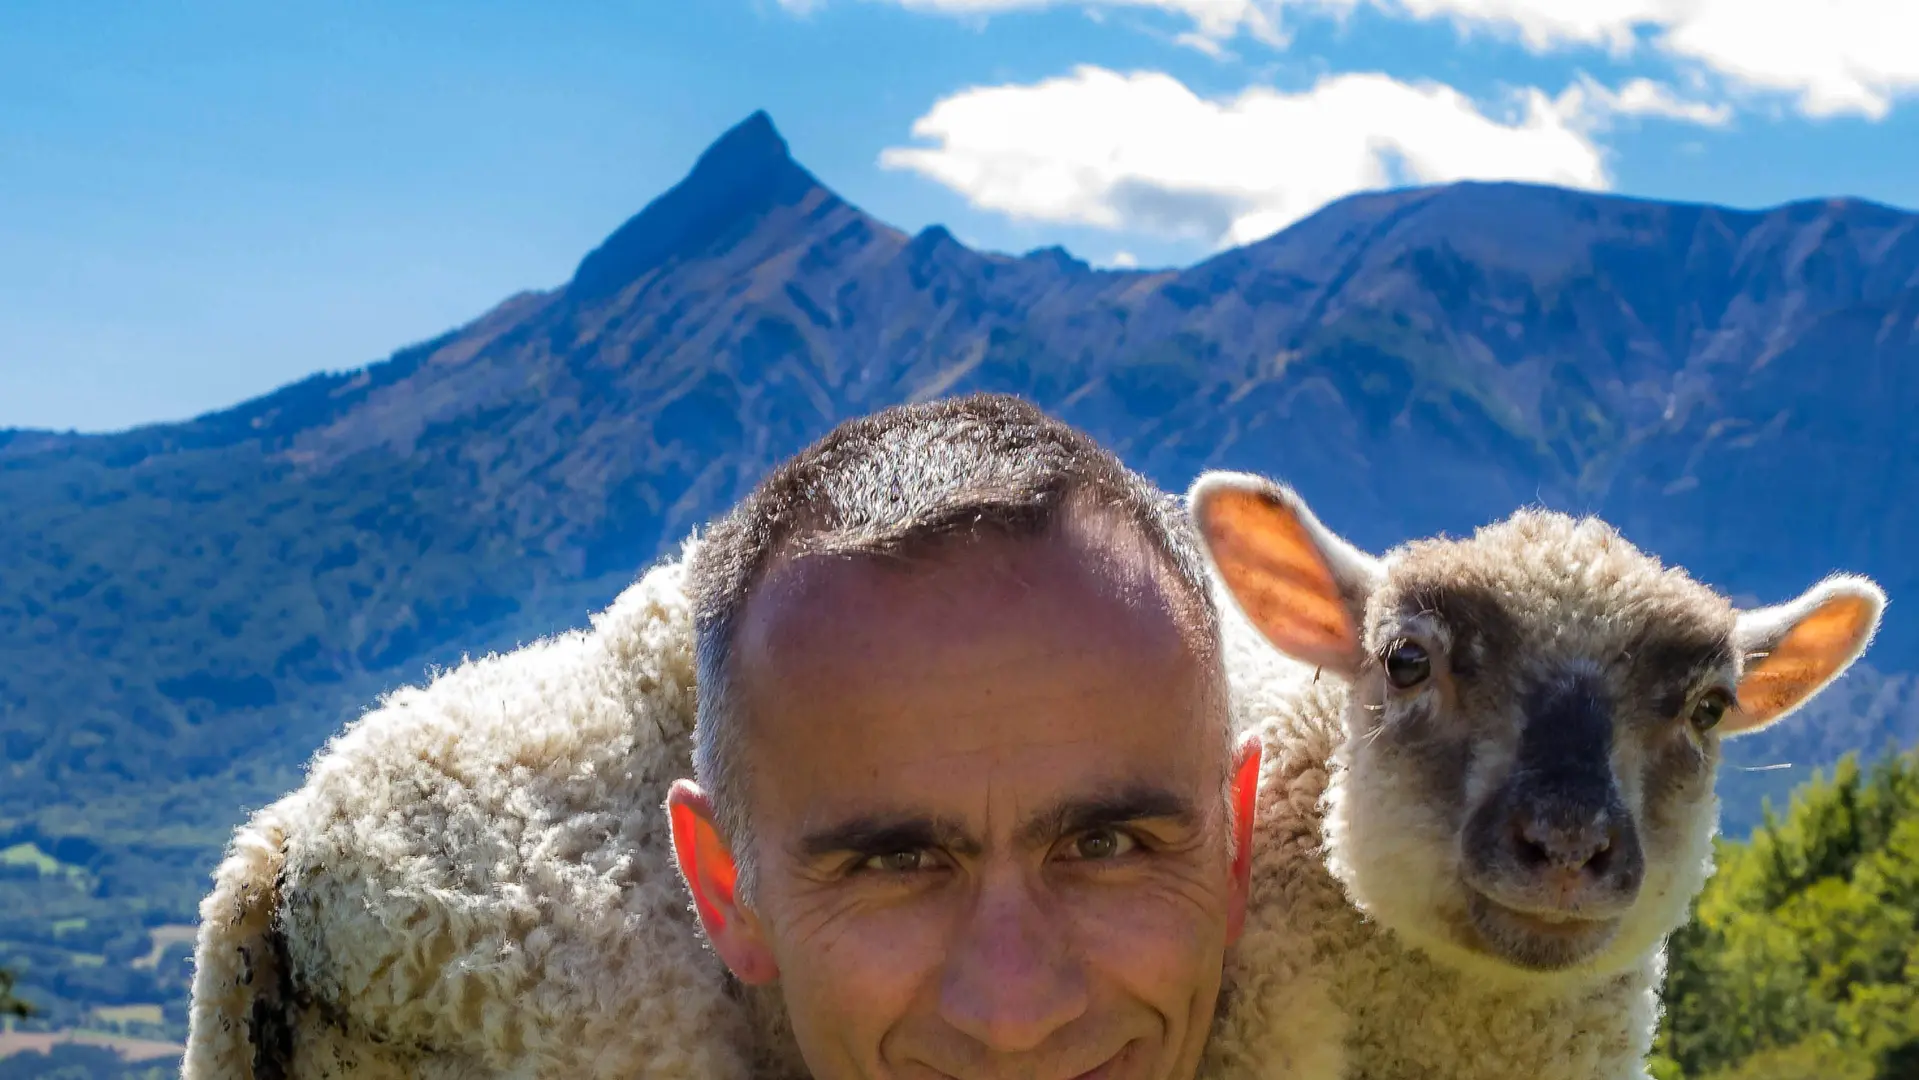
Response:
749,640,1211,768
746,545,1198,675
885,725,1185,764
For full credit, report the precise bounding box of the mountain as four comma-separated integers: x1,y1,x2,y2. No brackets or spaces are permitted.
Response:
0,110,1914,1054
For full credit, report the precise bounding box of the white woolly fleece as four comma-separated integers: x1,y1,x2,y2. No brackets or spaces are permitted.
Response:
184,541,804,1080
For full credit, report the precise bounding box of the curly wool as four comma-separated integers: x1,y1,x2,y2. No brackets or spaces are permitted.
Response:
183,541,806,1080
185,544,1664,1080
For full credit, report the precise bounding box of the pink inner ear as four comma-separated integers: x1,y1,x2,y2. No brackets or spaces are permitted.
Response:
1200,486,1361,668
1735,592,1879,725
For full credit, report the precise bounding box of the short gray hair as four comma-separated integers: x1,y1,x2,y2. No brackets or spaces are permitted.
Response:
686,393,1224,899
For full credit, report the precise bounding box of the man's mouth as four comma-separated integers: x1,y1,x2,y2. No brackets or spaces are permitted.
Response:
918,1037,1138,1080
1068,1040,1134,1080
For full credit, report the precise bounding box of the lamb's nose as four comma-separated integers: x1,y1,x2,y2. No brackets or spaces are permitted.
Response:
1512,809,1617,876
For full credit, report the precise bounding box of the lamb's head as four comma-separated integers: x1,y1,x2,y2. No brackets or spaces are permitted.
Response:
1189,470,1886,985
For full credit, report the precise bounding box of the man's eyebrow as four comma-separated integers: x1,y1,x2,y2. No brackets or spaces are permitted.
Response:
1016,784,1200,848
795,814,978,861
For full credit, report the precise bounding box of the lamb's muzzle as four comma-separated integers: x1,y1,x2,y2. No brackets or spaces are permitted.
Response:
1457,669,1648,972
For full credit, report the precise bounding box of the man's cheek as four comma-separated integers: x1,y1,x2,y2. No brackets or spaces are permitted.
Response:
774,894,948,1013
1064,876,1226,978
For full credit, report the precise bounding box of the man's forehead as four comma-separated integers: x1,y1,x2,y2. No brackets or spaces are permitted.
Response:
728,525,1226,825
732,544,1213,744
738,523,1200,666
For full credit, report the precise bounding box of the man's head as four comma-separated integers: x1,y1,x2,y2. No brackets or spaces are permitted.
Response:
666,394,1261,1080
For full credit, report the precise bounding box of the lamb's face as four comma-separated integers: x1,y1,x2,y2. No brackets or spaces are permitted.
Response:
1188,471,1886,987
1327,513,1737,979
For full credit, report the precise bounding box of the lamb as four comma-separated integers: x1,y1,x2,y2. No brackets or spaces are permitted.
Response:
183,479,1887,1080
1186,469,1887,1080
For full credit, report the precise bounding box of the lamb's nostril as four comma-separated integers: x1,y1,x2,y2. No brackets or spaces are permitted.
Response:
1585,841,1612,878
1510,816,1553,870
1514,811,1615,876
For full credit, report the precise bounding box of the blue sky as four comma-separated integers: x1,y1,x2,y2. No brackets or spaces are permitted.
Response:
4,0,1917,433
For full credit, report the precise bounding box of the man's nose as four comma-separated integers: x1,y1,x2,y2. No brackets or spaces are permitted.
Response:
937,868,1089,1053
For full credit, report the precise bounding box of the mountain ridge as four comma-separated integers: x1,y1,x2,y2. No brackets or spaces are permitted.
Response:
8,153,1914,443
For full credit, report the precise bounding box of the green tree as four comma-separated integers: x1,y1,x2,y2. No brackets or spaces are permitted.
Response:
0,966,29,1018
1658,749,1919,1080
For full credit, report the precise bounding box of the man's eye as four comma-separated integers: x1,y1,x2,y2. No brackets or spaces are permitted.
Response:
1065,828,1138,861
861,850,931,874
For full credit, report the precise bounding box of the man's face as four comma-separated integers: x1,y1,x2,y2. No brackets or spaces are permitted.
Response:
672,527,1256,1080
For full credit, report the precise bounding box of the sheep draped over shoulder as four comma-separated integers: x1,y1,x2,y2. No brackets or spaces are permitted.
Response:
184,540,1657,1080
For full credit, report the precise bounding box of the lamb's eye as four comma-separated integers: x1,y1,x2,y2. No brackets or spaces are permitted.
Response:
1384,641,1432,689
1689,688,1734,733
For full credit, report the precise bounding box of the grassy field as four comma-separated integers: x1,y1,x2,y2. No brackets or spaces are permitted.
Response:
127,929,193,974
0,1030,180,1064
0,849,68,881
0,841,195,1049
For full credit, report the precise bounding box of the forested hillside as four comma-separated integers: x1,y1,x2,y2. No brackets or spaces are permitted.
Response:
1656,750,1919,1079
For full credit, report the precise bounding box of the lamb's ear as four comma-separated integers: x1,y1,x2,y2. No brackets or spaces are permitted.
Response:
1188,471,1384,678
1725,574,1887,736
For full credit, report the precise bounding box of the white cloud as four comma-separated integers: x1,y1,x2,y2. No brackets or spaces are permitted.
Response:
1564,74,1732,126
1371,0,1674,53
793,0,1919,120
1380,0,1919,119
1655,2,1919,119
1109,250,1141,267
880,66,1626,249
777,0,1288,46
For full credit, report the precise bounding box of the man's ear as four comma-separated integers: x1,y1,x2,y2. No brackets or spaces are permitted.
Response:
1225,729,1263,945
1724,574,1887,736
665,780,779,985
1188,471,1383,679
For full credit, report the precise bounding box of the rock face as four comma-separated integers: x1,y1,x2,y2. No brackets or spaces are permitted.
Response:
1,111,1914,945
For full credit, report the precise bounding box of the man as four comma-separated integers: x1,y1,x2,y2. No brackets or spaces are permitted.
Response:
667,393,1263,1080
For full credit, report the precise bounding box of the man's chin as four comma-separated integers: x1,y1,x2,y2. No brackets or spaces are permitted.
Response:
903,1036,1148,1080
1461,889,1623,973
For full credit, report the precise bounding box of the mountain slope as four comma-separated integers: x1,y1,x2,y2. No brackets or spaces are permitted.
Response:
0,110,1913,1043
